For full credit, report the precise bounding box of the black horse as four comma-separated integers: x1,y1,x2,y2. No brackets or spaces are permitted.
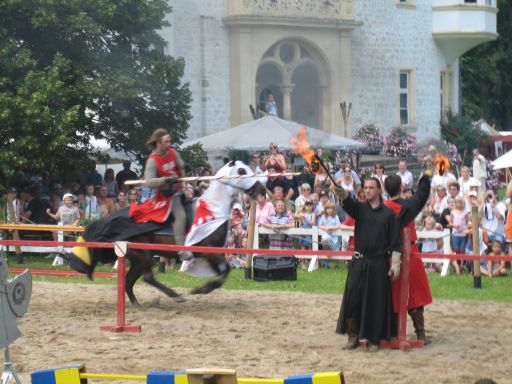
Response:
66,161,266,306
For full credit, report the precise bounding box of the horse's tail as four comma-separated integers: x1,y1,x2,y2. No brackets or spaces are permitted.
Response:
65,235,95,279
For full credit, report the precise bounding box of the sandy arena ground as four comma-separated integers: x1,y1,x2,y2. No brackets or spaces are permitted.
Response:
5,282,512,383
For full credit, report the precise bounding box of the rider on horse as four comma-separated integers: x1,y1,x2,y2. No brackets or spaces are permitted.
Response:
66,128,192,276
66,160,266,305
129,128,192,262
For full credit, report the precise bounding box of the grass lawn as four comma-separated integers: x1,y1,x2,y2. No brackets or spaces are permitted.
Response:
7,254,512,302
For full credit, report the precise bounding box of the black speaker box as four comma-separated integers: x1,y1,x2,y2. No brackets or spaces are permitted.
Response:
252,255,297,281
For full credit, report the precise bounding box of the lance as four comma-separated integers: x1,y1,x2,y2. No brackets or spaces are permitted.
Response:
124,172,301,185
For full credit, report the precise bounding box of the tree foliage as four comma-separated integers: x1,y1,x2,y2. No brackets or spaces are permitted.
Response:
441,113,489,166
460,0,512,130
180,144,208,172
0,0,191,185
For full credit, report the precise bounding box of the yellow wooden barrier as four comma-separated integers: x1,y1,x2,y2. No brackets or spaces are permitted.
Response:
0,223,85,232
32,366,345,384
80,372,147,381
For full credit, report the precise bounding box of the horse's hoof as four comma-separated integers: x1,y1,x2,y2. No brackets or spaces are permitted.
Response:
190,287,202,295
191,287,212,295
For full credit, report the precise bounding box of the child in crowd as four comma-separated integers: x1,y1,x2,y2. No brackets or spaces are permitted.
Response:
225,231,246,269
439,197,455,229
226,231,239,268
46,193,80,229
230,203,246,248
46,193,81,265
315,190,330,216
420,216,438,253
450,196,468,274
481,240,508,277
318,202,341,268
298,201,316,250
421,216,444,272
420,216,444,272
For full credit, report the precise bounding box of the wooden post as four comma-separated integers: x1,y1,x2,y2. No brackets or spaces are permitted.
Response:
244,200,257,279
307,226,320,272
471,206,482,288
100,242,141,333
397,229,411,344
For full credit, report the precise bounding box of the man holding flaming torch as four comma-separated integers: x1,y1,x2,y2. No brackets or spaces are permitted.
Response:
292,127,400,351
333,178,402,352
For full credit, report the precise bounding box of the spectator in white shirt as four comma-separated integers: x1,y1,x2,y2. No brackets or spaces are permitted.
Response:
334,158,361,188
429,185,449,222
472,148,487,194
294,183,312,216
431,169,456,192
458,166,478,196
396,160,413,190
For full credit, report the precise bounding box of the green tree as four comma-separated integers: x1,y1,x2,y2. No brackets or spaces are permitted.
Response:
180,144,208,172
460,0,512,130
441,113,489,166
0,0,191,186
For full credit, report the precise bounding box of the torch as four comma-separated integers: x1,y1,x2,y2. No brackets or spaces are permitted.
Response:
291,127,337,183
434,153,450,176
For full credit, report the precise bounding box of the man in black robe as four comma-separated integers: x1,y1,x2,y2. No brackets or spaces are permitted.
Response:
334,177,402,352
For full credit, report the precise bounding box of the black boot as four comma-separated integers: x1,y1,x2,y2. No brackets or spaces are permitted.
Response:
342,318,359,350
409,307,430,345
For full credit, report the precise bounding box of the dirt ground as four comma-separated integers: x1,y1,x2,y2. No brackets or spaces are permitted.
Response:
6,282,512,383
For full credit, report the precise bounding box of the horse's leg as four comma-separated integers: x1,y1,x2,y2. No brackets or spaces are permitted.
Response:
133,249,185,303
125,259,143,307
190,253,231,295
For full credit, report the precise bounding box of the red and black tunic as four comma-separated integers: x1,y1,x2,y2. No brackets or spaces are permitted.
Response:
384,175,433,312
129,150,182,224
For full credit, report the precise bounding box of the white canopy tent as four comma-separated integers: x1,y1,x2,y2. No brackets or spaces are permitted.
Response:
181,116,366,151
491,149,512,170
90,138,140,175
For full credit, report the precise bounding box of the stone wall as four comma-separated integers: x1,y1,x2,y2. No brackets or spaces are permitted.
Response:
350,0,450,142
161,0,231,140
161,0,454,143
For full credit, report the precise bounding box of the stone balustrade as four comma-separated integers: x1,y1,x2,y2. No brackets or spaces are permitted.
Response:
226,0,354,20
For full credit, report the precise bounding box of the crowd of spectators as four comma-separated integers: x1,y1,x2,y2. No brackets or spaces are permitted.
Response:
3,163,133,229
2,144,511,277
226,144,510,276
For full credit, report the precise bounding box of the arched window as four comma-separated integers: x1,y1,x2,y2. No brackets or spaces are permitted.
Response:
256,39,329,130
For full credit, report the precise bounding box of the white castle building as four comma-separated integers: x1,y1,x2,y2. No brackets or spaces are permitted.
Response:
160,0,498,143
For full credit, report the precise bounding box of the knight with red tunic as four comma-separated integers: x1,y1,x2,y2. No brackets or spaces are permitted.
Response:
130,128,192,263
65,129,193,276
384,172,433,344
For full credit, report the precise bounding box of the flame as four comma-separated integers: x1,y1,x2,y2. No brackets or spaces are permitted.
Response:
435,154,450,176
291,127,320,173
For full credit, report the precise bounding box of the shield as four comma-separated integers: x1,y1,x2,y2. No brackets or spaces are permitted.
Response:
6,269,32,318
0,256,7,282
